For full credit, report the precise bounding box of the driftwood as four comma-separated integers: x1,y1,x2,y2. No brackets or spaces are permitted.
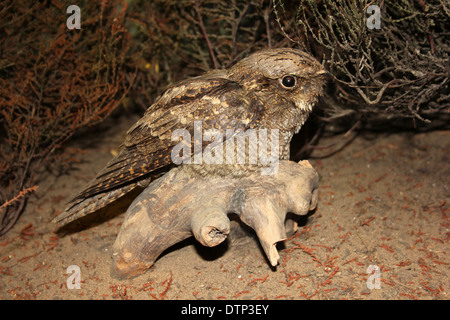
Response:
111,160,319,279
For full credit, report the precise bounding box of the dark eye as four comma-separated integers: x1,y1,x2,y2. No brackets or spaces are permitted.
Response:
281,75,296,88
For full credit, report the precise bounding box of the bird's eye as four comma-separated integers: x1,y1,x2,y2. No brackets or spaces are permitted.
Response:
281,75,296,88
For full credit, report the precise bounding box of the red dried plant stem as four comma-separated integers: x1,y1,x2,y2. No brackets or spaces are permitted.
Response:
0,186,38,210
233,290,250,298
248,274,269,286
312,244,332,252
159,273,173,299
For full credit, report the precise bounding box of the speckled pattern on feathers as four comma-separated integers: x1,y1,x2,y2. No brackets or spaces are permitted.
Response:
54,48,327,226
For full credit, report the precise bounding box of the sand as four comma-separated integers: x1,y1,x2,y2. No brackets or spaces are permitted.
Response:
0,114,448,300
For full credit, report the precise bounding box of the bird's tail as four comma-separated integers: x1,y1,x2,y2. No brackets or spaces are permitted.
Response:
52,183,138,228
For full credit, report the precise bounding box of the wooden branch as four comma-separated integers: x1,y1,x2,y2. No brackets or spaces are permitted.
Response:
194,0,218,69
111,160,319,279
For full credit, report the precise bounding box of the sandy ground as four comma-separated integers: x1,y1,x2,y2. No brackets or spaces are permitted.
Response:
0,114,448,300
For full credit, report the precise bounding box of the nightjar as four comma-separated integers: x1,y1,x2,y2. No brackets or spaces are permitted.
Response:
54,48,328,227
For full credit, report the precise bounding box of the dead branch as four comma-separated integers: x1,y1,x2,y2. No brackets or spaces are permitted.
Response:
194,0,219,69
110,160,319,279
296,0,449,122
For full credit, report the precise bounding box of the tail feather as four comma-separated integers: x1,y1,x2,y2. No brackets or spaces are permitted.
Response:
53,183,138,228
69,149,172,203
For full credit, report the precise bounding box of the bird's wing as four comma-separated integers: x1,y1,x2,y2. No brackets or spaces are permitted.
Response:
56,76,263,226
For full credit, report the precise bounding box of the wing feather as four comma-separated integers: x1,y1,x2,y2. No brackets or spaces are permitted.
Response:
64,76,263,213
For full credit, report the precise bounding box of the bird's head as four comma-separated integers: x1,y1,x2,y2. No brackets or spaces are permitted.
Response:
228,48,328,112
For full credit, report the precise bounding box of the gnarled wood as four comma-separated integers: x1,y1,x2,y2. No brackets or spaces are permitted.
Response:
111,160,319,279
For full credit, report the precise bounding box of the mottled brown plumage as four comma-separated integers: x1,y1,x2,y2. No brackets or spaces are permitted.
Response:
54,48,327,227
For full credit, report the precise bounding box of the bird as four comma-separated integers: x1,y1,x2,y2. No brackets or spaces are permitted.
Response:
54,48,328,227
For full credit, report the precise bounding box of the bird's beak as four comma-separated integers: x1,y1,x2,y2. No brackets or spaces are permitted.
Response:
314,69,331,79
